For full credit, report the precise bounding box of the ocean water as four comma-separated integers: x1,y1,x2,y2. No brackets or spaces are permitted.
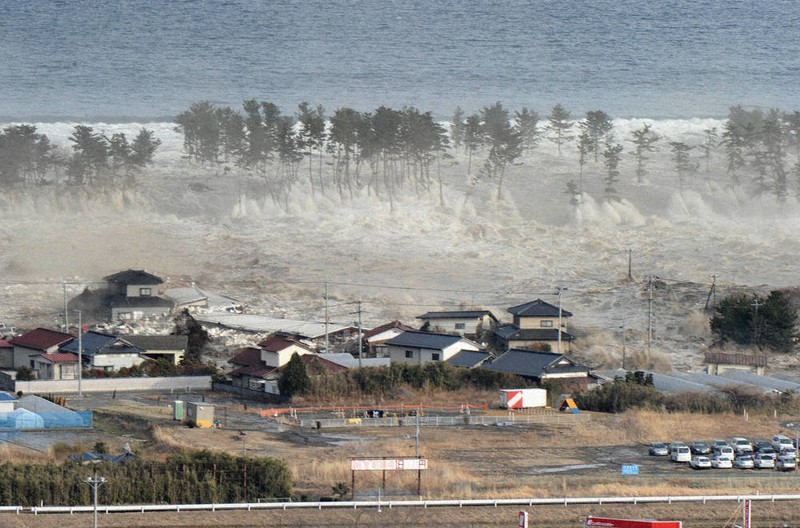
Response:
1,0,799,123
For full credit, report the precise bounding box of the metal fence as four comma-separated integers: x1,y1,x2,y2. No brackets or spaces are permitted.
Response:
26,493,800,516
296,412,589,429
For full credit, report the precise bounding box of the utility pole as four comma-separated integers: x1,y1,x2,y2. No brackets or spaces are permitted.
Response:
63,280,69,331
555,287,567,355
752,298,762,348
85,472,106,528
357,301,363,369
620,323,627,370
76,310,83,397
647,276,654,353
627,249,632,281
324,281,329,354
705,274,717,311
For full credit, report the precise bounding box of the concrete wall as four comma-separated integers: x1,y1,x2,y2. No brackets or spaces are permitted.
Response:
13,375,211,394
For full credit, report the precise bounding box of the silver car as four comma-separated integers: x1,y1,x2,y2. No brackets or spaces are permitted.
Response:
649,442,669,456
733,455,754,469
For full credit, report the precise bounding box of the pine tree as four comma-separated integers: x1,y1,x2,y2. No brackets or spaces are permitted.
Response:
545,103,575,155
278,353,311,397
579,110,614,162
629,123,660,184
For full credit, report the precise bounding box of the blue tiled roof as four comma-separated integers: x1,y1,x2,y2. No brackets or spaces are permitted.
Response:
386,331,463,350
483,349,588,379
446,350,492,368
508,299,572,318
495,325,575,342
417,310,496,320
61,331,145,357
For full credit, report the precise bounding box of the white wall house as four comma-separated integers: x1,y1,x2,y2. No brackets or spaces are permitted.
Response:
417,310,497,338
386,331,481,366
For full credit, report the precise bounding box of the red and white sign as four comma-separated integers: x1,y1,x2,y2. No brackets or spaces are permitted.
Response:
585,517,682,528
507,390,524,409
518,510,528,528
351,458,428,471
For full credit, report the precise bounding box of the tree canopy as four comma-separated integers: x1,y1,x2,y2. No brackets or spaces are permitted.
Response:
710,290,798,352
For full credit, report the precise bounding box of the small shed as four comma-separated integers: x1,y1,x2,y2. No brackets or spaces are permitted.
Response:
186,401,215,428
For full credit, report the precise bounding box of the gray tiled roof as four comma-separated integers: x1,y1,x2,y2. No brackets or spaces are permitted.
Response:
61,331,144,357
417,310,496,320
494,325,575,342
123,335,189,351
106,294,174,309
483,349,587,379
446,350,492,368
104,269,164,285
386,331,463,350
508,299,572,318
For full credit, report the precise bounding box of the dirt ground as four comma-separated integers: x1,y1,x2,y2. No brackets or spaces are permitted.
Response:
6,390,800,526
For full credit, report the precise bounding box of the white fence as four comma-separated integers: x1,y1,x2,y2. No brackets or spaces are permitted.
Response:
13,375,211,394
297,412,589,428
25,494,800,516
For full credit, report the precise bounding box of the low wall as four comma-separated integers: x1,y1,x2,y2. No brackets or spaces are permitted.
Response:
14,376,212,394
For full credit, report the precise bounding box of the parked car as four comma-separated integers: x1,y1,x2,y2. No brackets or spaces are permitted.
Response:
711,455,733,469
757,447,778,460
732,437,754,455
690,441,711,455
733,455,755,469
689,456,712,469
772,435,794,452
776,454,796,471
754,453,776,469
668,441,687,452
713,445,735,459
754,440,772,452
670,446,692,463
781,447,798,460
712,439,730,451
649,442,669,456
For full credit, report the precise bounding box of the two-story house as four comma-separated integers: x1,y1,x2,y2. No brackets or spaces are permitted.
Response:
103,269,175,320
417,310,498,340
9,328,74,370
494,299,574,353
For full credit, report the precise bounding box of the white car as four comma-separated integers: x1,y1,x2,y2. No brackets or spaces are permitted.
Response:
754,453,776,469
776,454,796,471
713,446,735,459
689,456,711,469
772,435,794,452
711,455,733,469
732,437,754,455
670,446,691,463
733,455,754,469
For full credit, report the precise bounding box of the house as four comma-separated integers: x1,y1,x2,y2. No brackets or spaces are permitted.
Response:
385,330,481,366
32,353,80,380
10,328,74,370
705,352,767,376
227,333,315,392
228,346,347,394
164,285,243,313
417,310,498,338
364,320,417,356
60,331,147,373
482,349,595,389
123,335,189,365
495,299,574,352
0,392,16,413
103,269,175,320
318,353,391,369
445,350,493,369
0,339,14,369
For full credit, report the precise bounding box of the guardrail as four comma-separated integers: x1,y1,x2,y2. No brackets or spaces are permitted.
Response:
26,493,800,515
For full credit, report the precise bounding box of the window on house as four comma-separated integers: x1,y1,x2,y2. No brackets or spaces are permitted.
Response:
454,323,466,330
540,320,553,328
432,353,441,361
139,287,152,296
405,350,414,358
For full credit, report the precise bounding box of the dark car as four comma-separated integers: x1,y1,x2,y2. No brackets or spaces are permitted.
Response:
691,441,711,455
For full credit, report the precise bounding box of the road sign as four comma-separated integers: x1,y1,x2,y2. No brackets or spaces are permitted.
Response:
621,464,639,475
